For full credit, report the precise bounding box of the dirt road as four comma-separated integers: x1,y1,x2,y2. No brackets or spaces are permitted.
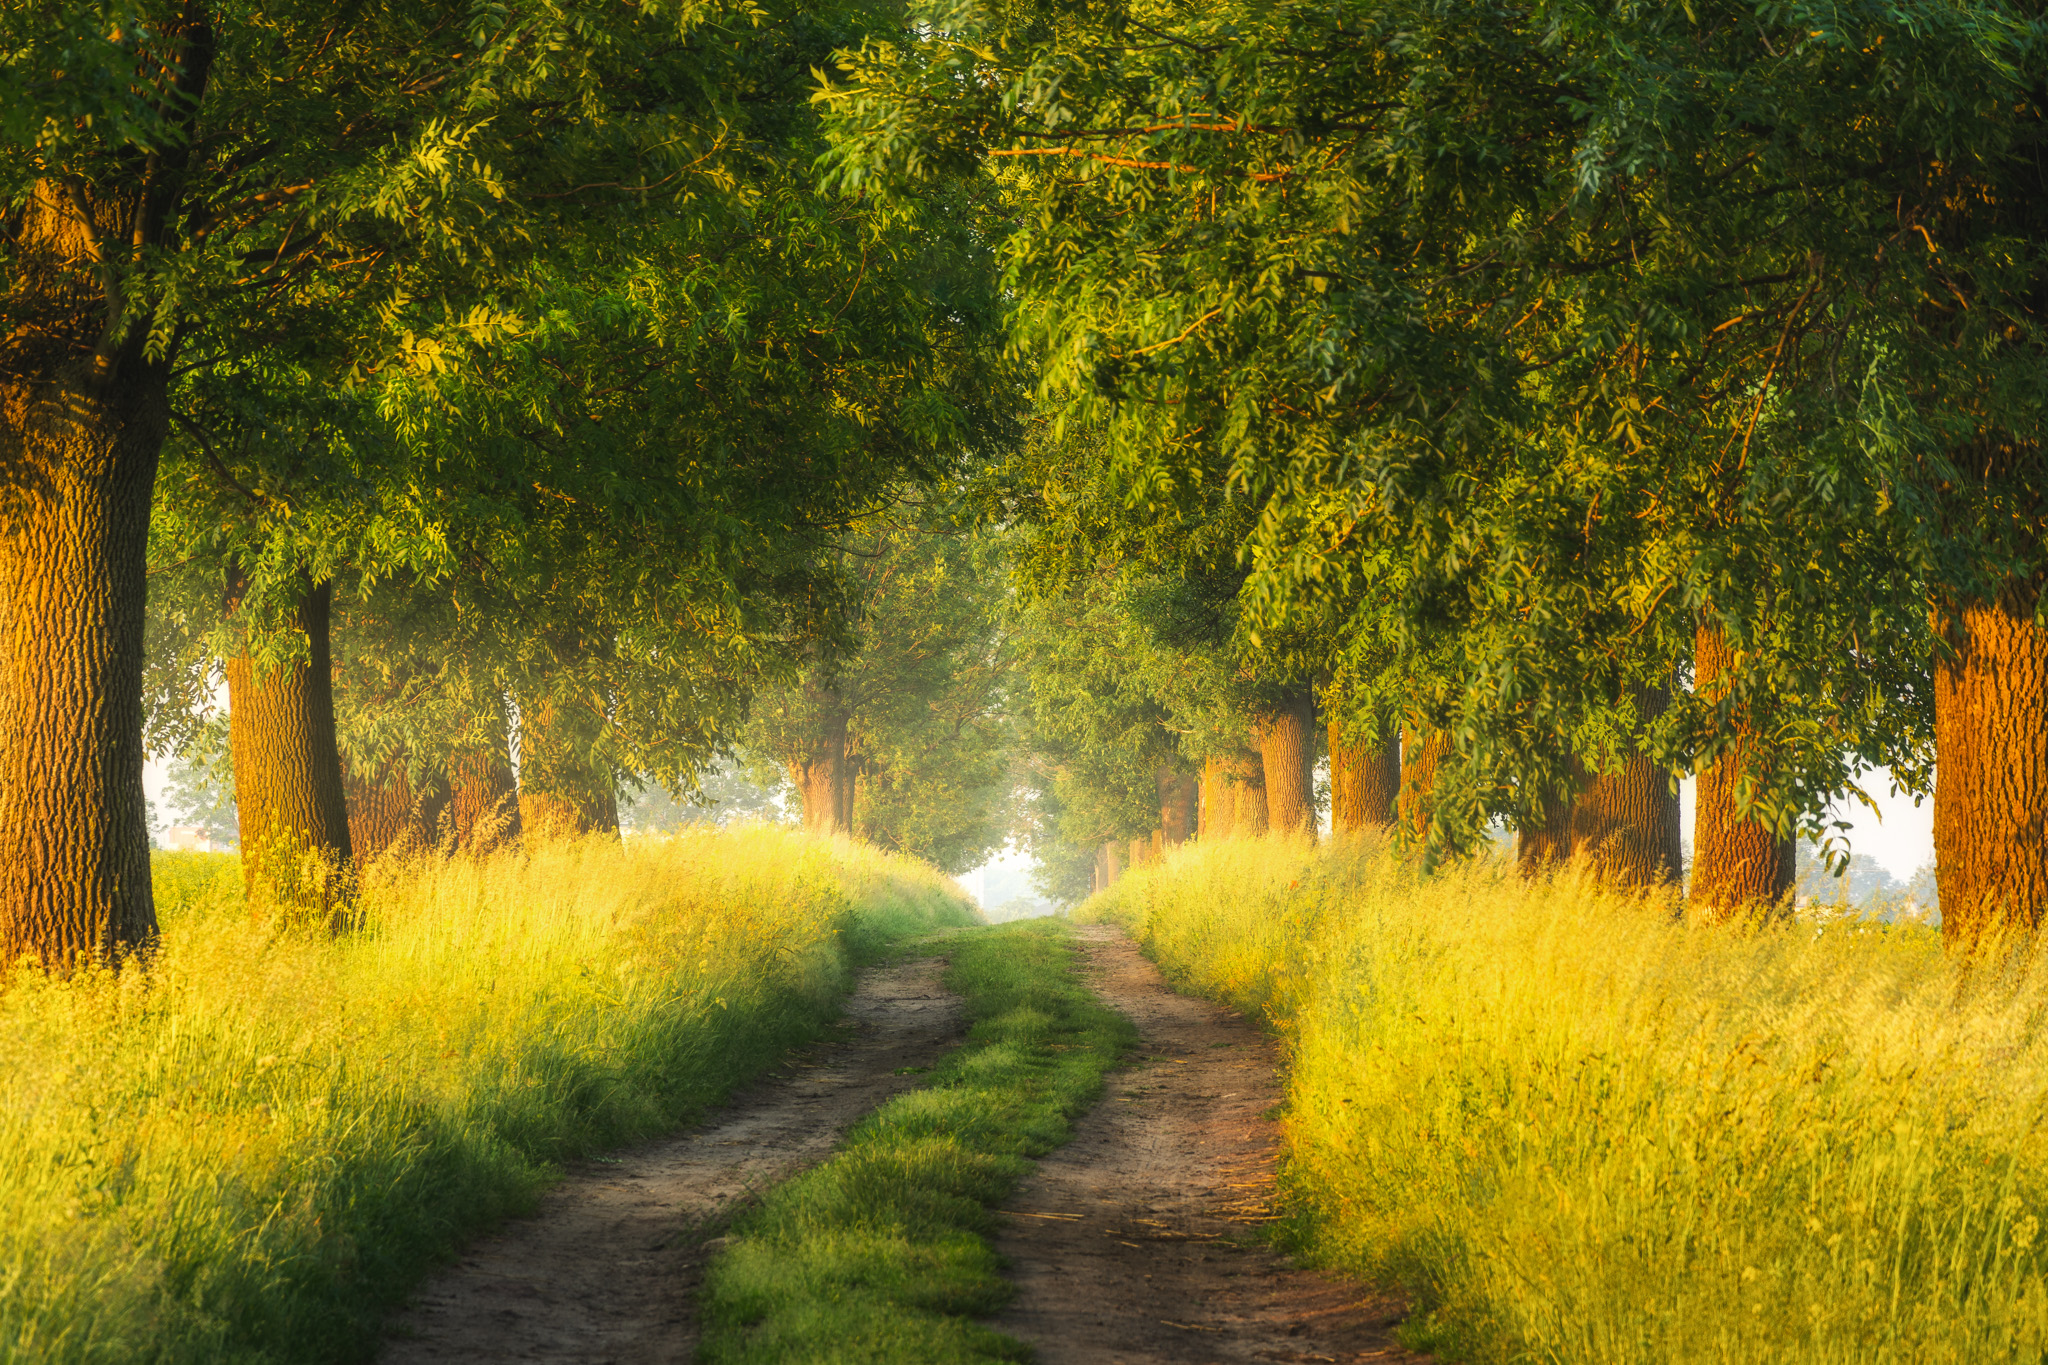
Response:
382,955,963,1365
989,925,1425,1364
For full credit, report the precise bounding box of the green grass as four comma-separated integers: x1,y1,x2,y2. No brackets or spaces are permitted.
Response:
697,918,1136,1363
1082,833,2048,1364
0,828,975,1364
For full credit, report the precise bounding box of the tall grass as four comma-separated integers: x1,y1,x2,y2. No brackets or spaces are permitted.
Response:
1086,836,2048,1363
0,827,974,1364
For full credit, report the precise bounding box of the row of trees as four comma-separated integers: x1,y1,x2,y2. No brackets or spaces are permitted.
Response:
3,0,1018,957
819,0,2048,947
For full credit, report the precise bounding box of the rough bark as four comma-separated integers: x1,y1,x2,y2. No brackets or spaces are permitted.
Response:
226,579,355,915
518,697,619,839
1570,685,1682,888
1399,730,1449,842
1516,772,1579,877
1330,720,1399,834
1226,747,1269,836
1158,768,1198,847
0,192,175,966
1692,624,1795,915
1256,692,1318,836
345,754,453,864
1933,585,2048,947
448,702,522,852
1199,755,1235,840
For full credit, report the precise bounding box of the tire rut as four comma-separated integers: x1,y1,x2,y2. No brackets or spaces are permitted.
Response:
381,954,962,1365
988,924,1427,1364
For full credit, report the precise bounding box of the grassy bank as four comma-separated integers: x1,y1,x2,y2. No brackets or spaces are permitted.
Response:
1085,836,2048,1364
698,918,1135,1362
0,828,974,1364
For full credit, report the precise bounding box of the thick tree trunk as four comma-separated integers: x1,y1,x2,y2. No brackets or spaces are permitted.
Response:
1571,685,1681,889
1331,720,1399,834
1200,755,1235,839
1129,837,1147,870
518,696,619,838
1692,624,1794,915
345,754,452,864
226,579,355,915
1158,767,1198,846
1516,773,1579,876
449,703,522,852
1933,586,2048,947
1399,729,1449,841
1228,747,1269,836
788,721,851,836
1256,692,1318,836
1104,840,1122,886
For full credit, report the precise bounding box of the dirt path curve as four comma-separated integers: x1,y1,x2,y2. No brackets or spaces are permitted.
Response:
989,924,1427,1365
382,955,962,1365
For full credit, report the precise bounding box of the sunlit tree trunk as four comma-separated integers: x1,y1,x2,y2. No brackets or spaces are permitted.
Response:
519,695,619,838
1104,840,1122,885
1692,624,1794,915
1331,719,1399,834
1933,586,2048,947
1399,729,1449,842
448,699,521,852
1570,684,1681,888
1227,747,1269,835
1516,771,1579,876
1199,755,1235,839
0,186,175,967
1129,836,1147,869
225,578,355,916
1256,691,1317,836
1158,767,1198,846
345,753,452,864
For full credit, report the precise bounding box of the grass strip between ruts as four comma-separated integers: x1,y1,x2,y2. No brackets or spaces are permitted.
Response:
696,918,1135,1363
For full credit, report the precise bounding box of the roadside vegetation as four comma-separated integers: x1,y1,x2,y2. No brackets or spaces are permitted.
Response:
1087,836,2048,1364
0,829,973,1365
698,919,1133,1363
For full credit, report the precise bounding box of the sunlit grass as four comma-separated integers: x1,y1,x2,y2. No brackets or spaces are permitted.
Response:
1085,835,2048,1364
0,827,974,1364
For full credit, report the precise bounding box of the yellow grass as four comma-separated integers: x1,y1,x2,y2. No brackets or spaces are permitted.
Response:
0,827,974,1364
1085,835,2048,1363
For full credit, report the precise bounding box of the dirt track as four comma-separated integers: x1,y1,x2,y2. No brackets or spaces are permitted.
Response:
381,955,963,1364
989,925,1425,1364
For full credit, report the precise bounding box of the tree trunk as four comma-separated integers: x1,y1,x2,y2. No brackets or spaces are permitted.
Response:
345,753,453,864
1256,691,1318,836
1104,840,1122,886
1200,755,1235,839
226,578,355,917
446,698,521,852
1331,719,1399,834
1129,836,1146,870
1933,586,2048,947
1692,624,1794,914
0,219,170,962
1516,770,1579,876
1399,729,1449,841
1228,747,1269,836
1158,767,1198,846
1570,684,1681,889
518,696,619,838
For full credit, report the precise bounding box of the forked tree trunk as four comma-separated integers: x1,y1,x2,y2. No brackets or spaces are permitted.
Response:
226,578,355,914
345,753,453,864
1399,729,1449,842
1256,692,1318,836
1199,755,1235,839
1571,685,1681,889
1227,747,1269,835
1933,586,2048,947
1331,719,1399,834
1692,624,1794,915
449,703,522,852
1159,768,1198,846
518,696,619,838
